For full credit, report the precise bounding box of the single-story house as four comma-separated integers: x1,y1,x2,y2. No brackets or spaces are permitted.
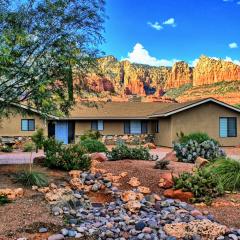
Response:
1,98,240,147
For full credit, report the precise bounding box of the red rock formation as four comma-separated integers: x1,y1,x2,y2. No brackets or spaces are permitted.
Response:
193,55,240,86
165,61,193,89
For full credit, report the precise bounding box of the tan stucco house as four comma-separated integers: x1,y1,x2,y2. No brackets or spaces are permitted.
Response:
1,98,240,147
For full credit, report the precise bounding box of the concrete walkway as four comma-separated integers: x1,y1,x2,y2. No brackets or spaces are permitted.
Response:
0,150,44,165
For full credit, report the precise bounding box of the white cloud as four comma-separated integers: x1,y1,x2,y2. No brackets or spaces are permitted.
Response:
147,21,163,30
190,59,199,67
237,1,240,4
124,43,179,67
224,56,240,65
163,18,176,27
229,42,238,48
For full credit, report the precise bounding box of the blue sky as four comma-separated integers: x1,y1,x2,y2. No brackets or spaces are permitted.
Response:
101,0,240,66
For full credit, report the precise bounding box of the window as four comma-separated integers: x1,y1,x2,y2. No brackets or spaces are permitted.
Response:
124,120,148,134
220,117,237,137
91,120,104,131
21,119,35,131
155,120,159,133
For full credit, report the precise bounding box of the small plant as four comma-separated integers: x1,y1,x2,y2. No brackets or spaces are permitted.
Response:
0,194,12,205
80,130,101,141
205,158,240,191
80,138,107,153
107,143,157,161
174,139,224,163
44,138,91,171
23,142,35,152
154,159,170,169
32,128,45,152
14,170,48,187
173,169,224,204
1,145,13,152
178,132,218,145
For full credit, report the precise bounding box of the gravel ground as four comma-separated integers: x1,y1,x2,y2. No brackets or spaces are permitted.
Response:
96,160,194,196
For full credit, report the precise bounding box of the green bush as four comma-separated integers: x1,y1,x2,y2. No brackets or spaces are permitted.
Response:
173,170,224,204
32,128,45,152
174,140,225,163
43,138,91,171
80,138,107,153
205,158,240,191
178,132,218,145
0,194,12,205
107,143,157,161
23,142,35,152
1,145,13,152
80,130,101,141
14,170,48,187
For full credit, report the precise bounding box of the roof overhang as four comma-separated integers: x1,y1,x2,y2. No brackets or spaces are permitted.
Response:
149,98,240,118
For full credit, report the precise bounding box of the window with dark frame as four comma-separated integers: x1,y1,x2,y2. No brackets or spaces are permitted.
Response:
21,119,35,131
155,120,159,133
219,117,237,137
124,120,148,134
91,120,104,131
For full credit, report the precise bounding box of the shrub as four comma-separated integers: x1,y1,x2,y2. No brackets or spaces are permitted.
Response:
0,194,11,205
43,138,91,171
14,170,48,187
23,142,35,152
32,128,45,152
1,145,13,152
107,143,157,161
154,159,170,169
80,138,107,153
174,140,225,163
205,158,240,191
173,170,224,204
178,132,218,145
80,130,101,141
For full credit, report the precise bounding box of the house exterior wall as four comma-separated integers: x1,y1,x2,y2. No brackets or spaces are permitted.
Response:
0,111,47,137
154,118,172,147
170,102,240,147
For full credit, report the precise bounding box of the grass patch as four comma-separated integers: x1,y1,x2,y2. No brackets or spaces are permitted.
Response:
164,83,192,98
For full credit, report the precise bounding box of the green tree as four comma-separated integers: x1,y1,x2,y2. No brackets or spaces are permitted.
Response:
0,0,105,116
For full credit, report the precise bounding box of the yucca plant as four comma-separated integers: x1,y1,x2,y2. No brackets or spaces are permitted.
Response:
0,194,11,205
205,158,240,191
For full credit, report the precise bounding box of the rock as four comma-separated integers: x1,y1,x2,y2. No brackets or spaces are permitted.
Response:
163,219,229,240
142,227,152,233
60,228,68,236
162,151,178,162
48,234,65,240
120,172,128,178
69,170,81,178
69,178,83,190
143,143,156,149
137,186,151,194
39,227,48,233
68,230,77,237
159,172,174,189
135,221,146,231
91,152,108,162
228,234,238,240
121,191,144,202
164,189,194,202
125,200,141,213
191,209,202,217
195,157,209,168
128,177,141,187
0,188,24,200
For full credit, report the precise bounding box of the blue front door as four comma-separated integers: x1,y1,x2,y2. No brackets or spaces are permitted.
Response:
55,121,69,144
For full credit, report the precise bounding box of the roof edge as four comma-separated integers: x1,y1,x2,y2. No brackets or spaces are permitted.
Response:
149,98,240,117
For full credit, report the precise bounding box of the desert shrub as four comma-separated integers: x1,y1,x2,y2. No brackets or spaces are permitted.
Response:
174,140,225,163
205,158,240,191
0,194,11,205
80,138,107,153
14,170,48,187
43,138,91,171
80,130,101,141
154,159,170,169
1,145,13,152
178,132,218,145
173,170,224,204
23,142,35,152
32,128,45,152
107,143,157,161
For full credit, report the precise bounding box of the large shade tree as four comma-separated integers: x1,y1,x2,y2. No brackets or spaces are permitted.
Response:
0,0,105,116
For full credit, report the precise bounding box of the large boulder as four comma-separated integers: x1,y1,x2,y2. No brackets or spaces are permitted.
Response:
121,190,144,202
163,189,193,202
163,219,229,240
137,186,151,194
195,157,209,168
143,143,156,149
158,172,174,189
162,151,178,161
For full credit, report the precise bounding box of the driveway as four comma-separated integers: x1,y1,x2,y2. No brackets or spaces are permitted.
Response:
0,150,44,165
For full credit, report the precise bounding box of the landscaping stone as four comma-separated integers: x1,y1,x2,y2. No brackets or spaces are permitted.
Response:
91,152,108,162
39,227,48,233
48,234,65,240
195,157,209,168
128,177,141,187
0,188,24,200
163,189,194,202
159,172,174,189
